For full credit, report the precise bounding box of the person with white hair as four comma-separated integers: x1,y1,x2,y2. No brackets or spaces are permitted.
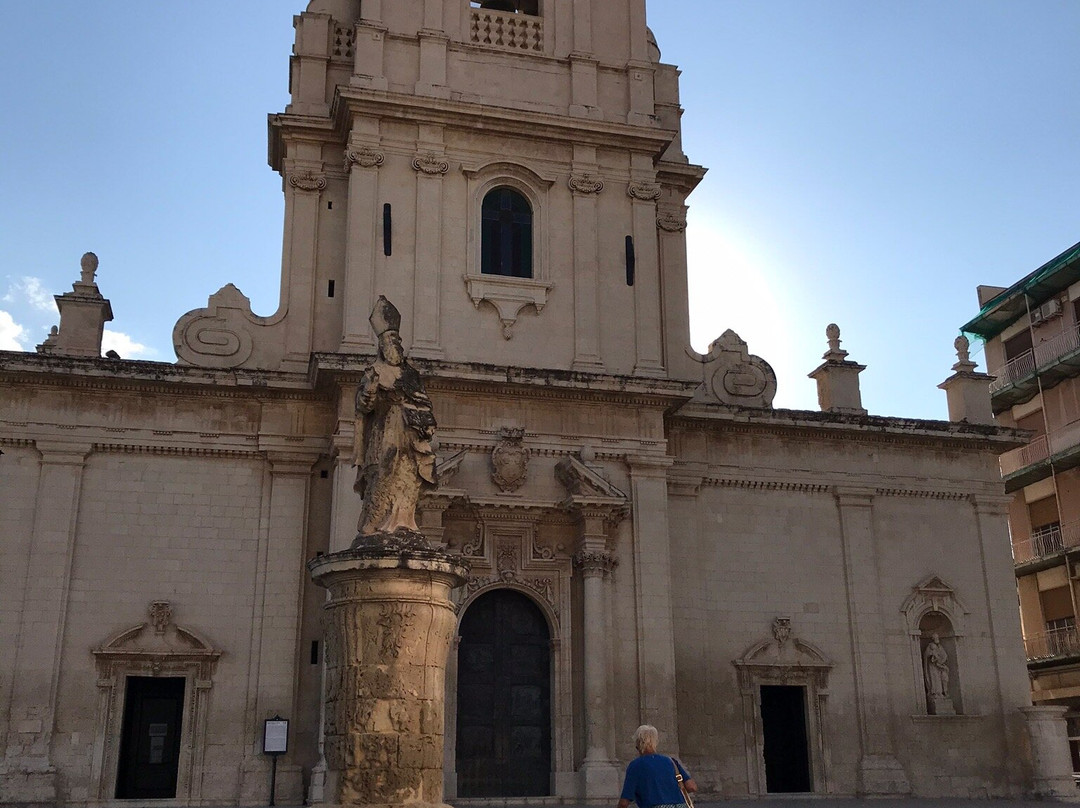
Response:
616,725,697,808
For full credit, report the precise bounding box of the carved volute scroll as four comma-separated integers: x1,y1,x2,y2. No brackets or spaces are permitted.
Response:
687,329,777,409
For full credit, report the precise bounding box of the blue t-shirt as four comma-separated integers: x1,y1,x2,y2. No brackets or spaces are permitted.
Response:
620,753,691,808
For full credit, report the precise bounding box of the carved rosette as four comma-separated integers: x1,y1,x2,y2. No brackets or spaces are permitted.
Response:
657,211,687,232
568,172,605,195
345,148,385,172
412,153,450,175
491,428,529,493
573,550,617,577
289,171,328,193
628,181,662,201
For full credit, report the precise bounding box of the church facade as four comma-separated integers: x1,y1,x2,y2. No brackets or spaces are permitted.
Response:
0,1,1070,805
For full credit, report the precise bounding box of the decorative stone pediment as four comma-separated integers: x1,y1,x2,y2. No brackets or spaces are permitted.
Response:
901,575,968,634
173,284,272,369
733,617,833,689
555,454,626,500
688,329,777,409
93,601,221,679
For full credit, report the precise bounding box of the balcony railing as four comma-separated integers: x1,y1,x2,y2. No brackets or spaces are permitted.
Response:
1011,521,1080,564
990,323,1080,395
1025,626,1080,661
1000,419,1080,477
990,349,1036,393
470,7,544,53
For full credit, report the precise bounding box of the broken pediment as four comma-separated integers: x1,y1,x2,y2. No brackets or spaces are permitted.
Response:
687,329,777,409
93,601,221,678
734,617,833,673
555,454,626,500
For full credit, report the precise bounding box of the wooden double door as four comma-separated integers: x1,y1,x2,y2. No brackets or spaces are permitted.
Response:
456,589,551,797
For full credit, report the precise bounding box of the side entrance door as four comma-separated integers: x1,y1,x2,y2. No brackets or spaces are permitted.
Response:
456,589,551,796
115,676,186,799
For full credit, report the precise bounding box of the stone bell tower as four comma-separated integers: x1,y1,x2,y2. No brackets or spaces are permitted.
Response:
174,0,705,379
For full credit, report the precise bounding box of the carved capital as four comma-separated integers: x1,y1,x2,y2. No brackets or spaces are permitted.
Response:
573,550,617,576
568,172,604,195
289,171,328,193
628,181,662,201
412,153,450,175
657,211,687,232
345,148,385,171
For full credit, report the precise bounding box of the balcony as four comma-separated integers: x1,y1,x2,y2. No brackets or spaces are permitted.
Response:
1012,521,1080,566
999,419,1080,491
1026,626,1080,662
990,323,1080,413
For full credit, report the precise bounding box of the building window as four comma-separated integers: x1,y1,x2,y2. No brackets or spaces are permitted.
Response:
481,187,533,279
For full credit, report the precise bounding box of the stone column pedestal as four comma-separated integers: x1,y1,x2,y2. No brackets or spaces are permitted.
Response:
309,537,468,808
1021,705,1076,799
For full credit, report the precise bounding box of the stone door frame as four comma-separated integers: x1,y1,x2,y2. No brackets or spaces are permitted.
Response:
90,604,220,803
733,620,833,796
444,511,573,798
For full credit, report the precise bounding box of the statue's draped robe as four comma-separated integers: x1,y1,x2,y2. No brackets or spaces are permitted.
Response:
353,360,437,535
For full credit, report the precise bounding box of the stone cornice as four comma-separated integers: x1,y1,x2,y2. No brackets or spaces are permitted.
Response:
311,352,697,407
686,468,1002,501
0,351,324,401
324,87,677,155
669,402,1027,453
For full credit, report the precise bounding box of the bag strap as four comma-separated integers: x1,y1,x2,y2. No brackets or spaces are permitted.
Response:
672,758,694,808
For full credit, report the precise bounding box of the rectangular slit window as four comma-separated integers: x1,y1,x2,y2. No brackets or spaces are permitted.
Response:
327,280,335,298
327,200,333,210
625,236,636,286
383,204,392,257
310,641,319,665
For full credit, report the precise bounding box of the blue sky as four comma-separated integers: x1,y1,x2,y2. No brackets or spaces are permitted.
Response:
1,1,1077,418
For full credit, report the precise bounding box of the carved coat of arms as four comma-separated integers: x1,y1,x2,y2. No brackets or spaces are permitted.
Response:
491,428,529,493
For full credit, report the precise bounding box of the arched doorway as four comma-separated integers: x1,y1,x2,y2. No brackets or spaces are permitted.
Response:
456,589,551,797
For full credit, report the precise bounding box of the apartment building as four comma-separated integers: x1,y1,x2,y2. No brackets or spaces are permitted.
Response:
963,239,1080,770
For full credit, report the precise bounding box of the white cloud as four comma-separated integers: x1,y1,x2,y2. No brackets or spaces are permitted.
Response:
102,330,157,359
2,276,57,313
0,310,27,351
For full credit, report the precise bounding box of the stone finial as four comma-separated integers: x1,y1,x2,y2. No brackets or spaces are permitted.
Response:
824,323,847,359
808,324,866,415
79,252,99,285
952,335,977,373
938,334,994,425
36,252,113,357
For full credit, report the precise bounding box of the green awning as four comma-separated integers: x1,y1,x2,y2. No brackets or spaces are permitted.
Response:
962,240,1080,340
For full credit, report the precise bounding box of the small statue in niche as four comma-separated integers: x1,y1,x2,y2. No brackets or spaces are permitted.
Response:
923,633,955,715
353,297,437,541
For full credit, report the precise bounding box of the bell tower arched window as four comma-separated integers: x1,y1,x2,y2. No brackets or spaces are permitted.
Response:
473,0,540,15
481,187,534,279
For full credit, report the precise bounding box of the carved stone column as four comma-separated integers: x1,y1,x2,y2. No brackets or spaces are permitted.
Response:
310,546,468,808
573,542,620,798
1,441,90,803
834,488,910,795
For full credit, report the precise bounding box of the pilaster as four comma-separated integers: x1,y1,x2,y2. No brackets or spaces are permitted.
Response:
834,488,910,795
657,202,695,379
341,121,383,352
570,146,604,371
626,454,679,752
240,449,318,805
281,154,327,371
630,158,665,377
1,441,91,803
411,126,448,359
